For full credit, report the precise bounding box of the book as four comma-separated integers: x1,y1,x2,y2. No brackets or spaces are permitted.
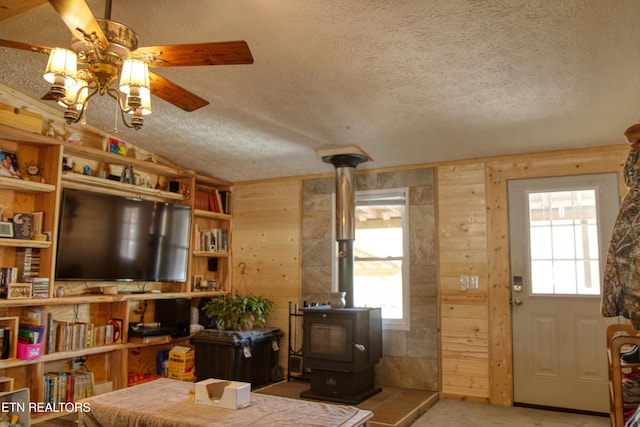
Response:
11,213,33,239
195,189,210,210
0,328,10,359
31,211,44,236
46,313,55,354
43,371,93,404
18,324,44,344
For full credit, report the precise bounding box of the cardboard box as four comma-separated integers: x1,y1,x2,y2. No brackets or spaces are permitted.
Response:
169,345,194,373
195,379,250,409
167,371,194,382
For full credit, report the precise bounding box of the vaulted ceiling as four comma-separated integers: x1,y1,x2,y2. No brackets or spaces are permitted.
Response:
0,1,638,182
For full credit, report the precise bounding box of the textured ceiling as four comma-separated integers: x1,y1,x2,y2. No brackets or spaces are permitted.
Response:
0,0,639,182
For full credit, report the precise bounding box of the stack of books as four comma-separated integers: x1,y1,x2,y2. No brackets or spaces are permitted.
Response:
44,371,95,405
47,315,118,354
16,248,40,281
27,277,49,298
194,226,228,253
194,189,232,214
0,267,17,298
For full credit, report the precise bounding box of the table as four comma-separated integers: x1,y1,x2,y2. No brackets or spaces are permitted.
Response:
79,378,373,427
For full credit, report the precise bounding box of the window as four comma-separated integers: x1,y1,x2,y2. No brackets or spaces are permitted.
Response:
527,189,601,295
333,188,410,330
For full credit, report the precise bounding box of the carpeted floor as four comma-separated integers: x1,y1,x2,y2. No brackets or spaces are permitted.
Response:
410,399,610,427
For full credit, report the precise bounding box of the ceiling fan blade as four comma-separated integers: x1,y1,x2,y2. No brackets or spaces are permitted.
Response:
134,41,254,67
0,38,52,54
148,71,209,112
48,0,108,49
0,0,47,23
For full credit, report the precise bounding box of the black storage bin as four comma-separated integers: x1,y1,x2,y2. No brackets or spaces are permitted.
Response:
190,327,283,388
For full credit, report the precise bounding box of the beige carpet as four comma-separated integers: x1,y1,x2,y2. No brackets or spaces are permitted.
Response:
410,400,610,427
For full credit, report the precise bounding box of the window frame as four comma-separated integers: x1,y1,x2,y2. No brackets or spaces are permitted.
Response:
331,187,410,331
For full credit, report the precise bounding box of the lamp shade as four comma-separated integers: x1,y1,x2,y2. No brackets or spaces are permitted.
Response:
43,48,77,87
59,78,89,110
119,59,150,96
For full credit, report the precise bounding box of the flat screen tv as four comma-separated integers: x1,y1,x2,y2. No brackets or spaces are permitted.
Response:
55,188,192,282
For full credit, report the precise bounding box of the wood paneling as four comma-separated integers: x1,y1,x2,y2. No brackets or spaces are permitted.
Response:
232,179,302,370
437,163,489,399
0,102,42,133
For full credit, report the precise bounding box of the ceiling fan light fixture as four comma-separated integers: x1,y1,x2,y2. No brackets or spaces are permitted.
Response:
43,47,77,98
4,0,252,130
119,59,150,109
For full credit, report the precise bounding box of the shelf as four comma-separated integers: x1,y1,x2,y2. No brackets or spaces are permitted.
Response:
0,123,195,179
0,344,119,369
194,209,232,220
0,291,228,307
62,172,187,200
61,140,195,179
193,251,231,258
0,337,197,370
0,176,55,193
0,124,58,147
0,238,51,249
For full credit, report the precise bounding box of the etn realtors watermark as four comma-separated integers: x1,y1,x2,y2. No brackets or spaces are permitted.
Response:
1,401,91,413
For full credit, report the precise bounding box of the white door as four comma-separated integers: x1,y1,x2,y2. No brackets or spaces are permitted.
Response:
508,173,620,413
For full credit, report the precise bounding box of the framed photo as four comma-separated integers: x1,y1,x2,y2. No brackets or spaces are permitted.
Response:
6,283,32,300
108,137,127,157
192,275,204,291
0,222,13,238
0,149,20,179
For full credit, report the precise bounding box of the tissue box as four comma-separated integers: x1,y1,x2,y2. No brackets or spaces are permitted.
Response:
195,378,250,409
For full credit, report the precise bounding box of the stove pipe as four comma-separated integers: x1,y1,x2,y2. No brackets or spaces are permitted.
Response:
323,153,368,308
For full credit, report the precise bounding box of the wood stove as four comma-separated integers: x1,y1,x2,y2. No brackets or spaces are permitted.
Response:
300,306,382,404
300,150,382,404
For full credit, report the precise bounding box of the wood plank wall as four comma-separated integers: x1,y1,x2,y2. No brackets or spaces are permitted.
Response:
437,145,628,404
437,163,490,400
231,179,302,371
233,145,629,402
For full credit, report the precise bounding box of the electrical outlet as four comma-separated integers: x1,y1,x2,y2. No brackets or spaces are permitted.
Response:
470,275,479,289
71,357,85,370
459,275,469,291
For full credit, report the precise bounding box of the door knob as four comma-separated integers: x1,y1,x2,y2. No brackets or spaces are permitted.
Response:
513,298,523,306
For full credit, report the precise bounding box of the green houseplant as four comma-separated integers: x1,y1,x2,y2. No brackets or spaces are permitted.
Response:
202,292,274,331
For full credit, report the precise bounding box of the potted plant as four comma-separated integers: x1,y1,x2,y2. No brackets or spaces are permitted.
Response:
202,291,274,331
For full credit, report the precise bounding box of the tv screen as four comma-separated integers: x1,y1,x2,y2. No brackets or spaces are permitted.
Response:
55,188,192,282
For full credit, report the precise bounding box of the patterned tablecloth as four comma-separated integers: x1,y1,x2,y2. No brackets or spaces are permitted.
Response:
79,378,373,427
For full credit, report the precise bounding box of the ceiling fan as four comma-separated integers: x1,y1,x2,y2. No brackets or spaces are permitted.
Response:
0,0,254,129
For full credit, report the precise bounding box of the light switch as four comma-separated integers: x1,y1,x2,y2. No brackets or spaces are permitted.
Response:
470,275,479,289
459,275,469,291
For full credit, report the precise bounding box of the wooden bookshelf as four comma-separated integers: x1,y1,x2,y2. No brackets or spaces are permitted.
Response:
0,122,233,422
